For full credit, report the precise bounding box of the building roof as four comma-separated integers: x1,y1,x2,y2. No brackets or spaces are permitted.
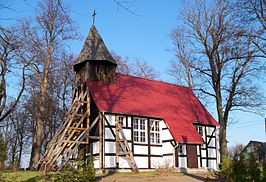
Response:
242,140,266,153
74,25,116,71
86,74,219,144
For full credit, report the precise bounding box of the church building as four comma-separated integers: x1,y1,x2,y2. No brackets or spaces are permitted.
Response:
38,24,220,172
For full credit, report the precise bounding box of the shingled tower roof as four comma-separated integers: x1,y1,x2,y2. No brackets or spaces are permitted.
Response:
74,25,116,70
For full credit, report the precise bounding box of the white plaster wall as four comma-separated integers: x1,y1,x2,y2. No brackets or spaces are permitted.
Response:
206,127,215,135
208,138,216,147
201,159,207,168
134,157,148,168
150,146,163,155
208,160,217,169
134,145,148,155
105,141,116,153
201,150,206,157
160,120,168,128
93,159,100,169
161,130,173,141
93,141,99,154
178,157,187,168
105,114,115,126
208,148,216,158
197,145,200,155
105,156,116,168
162,142,173,154
119,156,131,168
127,116,131,127
105,128,115,139
198,157,201,168
123,129,131,140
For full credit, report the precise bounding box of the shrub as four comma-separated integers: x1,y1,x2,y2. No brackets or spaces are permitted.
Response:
232,157,247,182
221,155,266,182
262,162,266,182
221,156,234,181
246,156,260,182
50,155,95,182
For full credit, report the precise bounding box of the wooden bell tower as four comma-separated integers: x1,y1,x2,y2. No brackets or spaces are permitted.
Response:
74,25,117,86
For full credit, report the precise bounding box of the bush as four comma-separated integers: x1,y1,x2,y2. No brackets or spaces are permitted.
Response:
246,156,260,182
262,162,266,181
221,156,234,181
232,157,248,182
50,155,95,182
221,155,266,182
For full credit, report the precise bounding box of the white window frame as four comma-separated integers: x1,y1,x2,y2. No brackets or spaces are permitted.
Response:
150,120,160,144
133,117,146,143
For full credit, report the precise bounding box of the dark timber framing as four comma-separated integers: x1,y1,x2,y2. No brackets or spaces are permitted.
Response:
103,113,174,169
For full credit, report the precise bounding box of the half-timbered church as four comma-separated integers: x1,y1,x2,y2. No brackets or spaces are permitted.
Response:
38,24,220,172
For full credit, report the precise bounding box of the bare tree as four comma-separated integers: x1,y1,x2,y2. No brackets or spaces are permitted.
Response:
112,51,159,79
228,143,245,159
170,0,265,159
0,26,32,123
169,29,194,88
234,0,266,57
21,0,78,167
132,58,159,79
112,51,131,75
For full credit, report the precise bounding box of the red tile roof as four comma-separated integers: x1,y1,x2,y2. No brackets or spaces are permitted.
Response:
86,74,219,143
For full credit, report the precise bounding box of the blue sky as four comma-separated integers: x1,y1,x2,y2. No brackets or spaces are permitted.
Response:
2,0,265,148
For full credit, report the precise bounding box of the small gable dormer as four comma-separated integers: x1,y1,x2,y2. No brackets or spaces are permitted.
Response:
74,25,117,86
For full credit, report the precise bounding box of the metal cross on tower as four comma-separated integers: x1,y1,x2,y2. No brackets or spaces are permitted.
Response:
92,10,96,25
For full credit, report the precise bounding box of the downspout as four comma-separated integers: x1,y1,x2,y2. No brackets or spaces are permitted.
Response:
173,142,179,168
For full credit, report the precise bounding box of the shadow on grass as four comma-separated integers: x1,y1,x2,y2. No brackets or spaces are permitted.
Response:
22,175,44,182
23,176,43,182
95,171,116,181
185,173,224,182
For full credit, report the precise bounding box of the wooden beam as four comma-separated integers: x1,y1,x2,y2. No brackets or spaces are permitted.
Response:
115,115,119,167
99,112,103,169
67,127,86,131
62,140,88,144
88,136,100,139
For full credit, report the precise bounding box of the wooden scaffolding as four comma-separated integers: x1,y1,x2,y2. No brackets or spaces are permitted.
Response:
37,83,99,171
115,116,139,173
37,83,138,172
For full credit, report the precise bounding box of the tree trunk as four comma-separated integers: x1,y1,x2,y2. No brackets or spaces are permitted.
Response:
33,45,51,167
216,88,228,159
33,87,46,167
29,142,36,168
17,139,23,169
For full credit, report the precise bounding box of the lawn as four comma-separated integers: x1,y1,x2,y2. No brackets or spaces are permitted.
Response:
0,170,221,182
1,170,46,182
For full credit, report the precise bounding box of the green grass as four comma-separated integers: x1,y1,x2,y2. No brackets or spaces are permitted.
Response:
1,170,46,182
0,169,183,181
